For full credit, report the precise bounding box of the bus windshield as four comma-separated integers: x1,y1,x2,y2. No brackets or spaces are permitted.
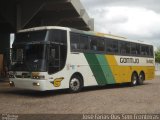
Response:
11,44,48,72
25,44,46,60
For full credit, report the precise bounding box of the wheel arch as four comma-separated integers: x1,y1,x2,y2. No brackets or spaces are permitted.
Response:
70,72,84,86
132,71,138,77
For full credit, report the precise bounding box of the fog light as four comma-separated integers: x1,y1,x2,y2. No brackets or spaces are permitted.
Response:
9,81,15,87
33,82,40,86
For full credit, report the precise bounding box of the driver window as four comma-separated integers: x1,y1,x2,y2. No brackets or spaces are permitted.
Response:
48,45,60,74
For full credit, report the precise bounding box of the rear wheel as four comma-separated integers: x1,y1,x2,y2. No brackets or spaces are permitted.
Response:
130,72,138,86
138,73,145,85
69,76,82,93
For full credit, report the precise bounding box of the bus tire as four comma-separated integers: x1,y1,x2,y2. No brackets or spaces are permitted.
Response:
138,72,145,85
130,72,138,86
69,75,82,93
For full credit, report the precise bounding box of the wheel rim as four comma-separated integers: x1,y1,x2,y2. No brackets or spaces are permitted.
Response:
133,75,137,85
70,78,80,91
139,74,144,81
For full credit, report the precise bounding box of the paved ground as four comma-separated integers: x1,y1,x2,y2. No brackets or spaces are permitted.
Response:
156,70,160,76
0,77,160,114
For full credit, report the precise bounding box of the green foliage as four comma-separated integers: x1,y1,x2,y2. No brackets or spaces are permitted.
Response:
155,47,160,63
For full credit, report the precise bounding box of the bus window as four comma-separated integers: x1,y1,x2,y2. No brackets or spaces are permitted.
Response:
48,44,67,74
48,45,60,74
70,33,80,51
90,37,105,52
141,45,149,56
149,46,154,57
119,41,130,55
131,43,140,55
136,44,140,55
106,39,118,54
90,37,98,51
97,38,105,52
80,35,89,51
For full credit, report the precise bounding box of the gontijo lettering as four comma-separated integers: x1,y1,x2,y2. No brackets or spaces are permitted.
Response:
120,57,139,64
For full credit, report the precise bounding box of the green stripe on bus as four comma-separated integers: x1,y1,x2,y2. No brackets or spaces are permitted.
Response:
96,54,115,84
84,53,107,85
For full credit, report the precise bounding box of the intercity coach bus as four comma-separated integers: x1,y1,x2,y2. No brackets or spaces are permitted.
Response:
9,26,155,92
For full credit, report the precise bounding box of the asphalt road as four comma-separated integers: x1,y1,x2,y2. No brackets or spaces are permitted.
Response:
0,77,160,114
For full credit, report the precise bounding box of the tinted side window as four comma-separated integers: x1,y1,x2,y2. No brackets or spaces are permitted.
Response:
131,43,140,55
141,45,149,56
70,33,80,51
80,35,89,51
90,37,105,52
119,41,130,55
90,37,98,51
97,38,105,51
149,46,154,57
106,39,118,54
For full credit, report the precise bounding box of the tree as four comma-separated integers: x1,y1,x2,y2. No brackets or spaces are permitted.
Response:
155,47,160,63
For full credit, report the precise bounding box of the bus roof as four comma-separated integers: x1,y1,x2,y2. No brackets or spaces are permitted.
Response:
18,26,70,33
18,26,152,46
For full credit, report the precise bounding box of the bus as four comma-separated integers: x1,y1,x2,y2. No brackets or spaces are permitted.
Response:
9,26,155,92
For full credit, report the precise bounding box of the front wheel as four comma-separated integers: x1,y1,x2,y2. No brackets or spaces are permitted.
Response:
69,76,82,93
130,73,138,86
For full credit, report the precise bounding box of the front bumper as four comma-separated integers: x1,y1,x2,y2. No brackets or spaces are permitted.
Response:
9,78,54,91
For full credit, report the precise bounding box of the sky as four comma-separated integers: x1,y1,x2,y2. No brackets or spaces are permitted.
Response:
80,0,160,49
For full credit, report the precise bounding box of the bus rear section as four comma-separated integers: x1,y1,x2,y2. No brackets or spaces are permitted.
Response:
68,29,155,92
